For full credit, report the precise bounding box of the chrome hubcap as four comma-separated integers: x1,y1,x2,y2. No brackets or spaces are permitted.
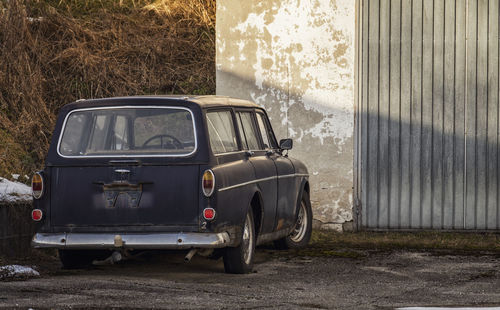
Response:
290,201,307,243
242,213,253,265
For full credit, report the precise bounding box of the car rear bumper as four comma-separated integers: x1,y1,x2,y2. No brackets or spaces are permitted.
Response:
32,232,230,250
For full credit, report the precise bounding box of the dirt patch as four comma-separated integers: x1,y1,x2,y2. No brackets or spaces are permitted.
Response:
1,231,500,307
0,249,499,309
4,230,499,274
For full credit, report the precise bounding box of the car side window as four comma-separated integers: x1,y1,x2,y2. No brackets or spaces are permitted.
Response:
256,113,277,149
206,110,239,154
236,112,260,150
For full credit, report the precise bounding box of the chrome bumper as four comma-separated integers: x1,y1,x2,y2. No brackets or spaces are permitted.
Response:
32,232,230,250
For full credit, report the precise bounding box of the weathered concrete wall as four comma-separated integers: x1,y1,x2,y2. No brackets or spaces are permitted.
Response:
216,0,356,230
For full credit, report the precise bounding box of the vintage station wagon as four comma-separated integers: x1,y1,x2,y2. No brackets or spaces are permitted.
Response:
31,96,311,273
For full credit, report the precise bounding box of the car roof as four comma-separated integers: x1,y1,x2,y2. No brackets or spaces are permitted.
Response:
64,95,261,109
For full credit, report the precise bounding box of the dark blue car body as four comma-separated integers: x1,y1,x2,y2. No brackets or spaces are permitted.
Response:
32,96,311,273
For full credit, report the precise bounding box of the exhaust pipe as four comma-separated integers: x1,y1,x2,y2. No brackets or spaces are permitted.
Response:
111,251,122,263
93,251,123,265
184,249,197,263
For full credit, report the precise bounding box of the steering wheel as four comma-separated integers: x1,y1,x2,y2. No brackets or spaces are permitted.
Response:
142,134,183,149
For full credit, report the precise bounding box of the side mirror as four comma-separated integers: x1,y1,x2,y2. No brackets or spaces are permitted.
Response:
279,138,293,150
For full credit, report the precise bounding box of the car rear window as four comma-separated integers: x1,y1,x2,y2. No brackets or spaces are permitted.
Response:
58,107,196,157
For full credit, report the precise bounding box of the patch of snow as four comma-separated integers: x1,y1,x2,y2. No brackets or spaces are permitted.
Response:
11,174,20,180
0,177,32,203
0,265,40,280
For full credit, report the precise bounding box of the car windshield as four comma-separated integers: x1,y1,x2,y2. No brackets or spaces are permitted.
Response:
58,107,196,157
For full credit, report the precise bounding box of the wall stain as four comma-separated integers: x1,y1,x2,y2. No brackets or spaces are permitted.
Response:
216,0,355,227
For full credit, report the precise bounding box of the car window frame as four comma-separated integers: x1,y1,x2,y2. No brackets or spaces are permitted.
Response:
205,107,243,156
234,108,264,152
57,106,198,158
255,110,278,150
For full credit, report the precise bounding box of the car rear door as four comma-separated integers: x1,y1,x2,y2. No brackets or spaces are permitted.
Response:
50,164,200,228
205,109,256,225
235,110,278,233
50,106,201,229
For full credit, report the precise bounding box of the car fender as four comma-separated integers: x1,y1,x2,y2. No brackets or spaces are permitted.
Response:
293,178,309,221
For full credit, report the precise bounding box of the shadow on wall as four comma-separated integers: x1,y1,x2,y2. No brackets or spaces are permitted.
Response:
217,70,355,231
217,70,500,231
359,104,500,230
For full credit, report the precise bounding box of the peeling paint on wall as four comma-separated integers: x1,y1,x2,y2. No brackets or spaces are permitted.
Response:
216,0,356,228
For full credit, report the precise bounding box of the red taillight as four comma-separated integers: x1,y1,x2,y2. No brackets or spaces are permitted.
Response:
31,173,44,199
32,209,43,221
202,170,215,197
203,208,215,221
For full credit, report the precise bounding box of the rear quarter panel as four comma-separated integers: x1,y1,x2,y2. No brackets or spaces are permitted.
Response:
209,159,257,234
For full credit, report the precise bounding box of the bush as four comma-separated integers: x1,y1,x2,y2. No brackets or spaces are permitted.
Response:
0,0,215,177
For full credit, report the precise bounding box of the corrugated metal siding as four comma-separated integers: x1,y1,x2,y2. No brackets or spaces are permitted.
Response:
358,0,500,230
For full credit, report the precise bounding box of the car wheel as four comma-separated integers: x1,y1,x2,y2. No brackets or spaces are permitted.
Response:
223,208,255,274
274,191,312,249
58,250,101,269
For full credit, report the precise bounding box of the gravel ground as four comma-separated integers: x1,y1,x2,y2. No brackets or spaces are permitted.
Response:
0,248,499,309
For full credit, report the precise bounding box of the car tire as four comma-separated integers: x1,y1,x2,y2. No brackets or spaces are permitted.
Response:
223,208,256,274
274,191,312,250
58,250,97,269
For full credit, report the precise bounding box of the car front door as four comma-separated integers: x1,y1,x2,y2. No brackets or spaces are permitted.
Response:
255,111,297,231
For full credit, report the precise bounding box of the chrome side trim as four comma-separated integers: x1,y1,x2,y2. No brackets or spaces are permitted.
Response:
214,150,245,156
218,173,309,192
57,106,198,158
32,232,230,250
218,176,276,192
278,173,309,179
295,173,309,177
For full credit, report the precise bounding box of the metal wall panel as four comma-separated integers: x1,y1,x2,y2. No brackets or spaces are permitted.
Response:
358,0,500,230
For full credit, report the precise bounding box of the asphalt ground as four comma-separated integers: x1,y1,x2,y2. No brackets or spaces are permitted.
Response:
0,244,499,309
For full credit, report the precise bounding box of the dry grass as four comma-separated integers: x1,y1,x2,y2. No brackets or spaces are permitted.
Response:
263,230,500,259
306,230,500,254
260,230,500,259
0,0,215,178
